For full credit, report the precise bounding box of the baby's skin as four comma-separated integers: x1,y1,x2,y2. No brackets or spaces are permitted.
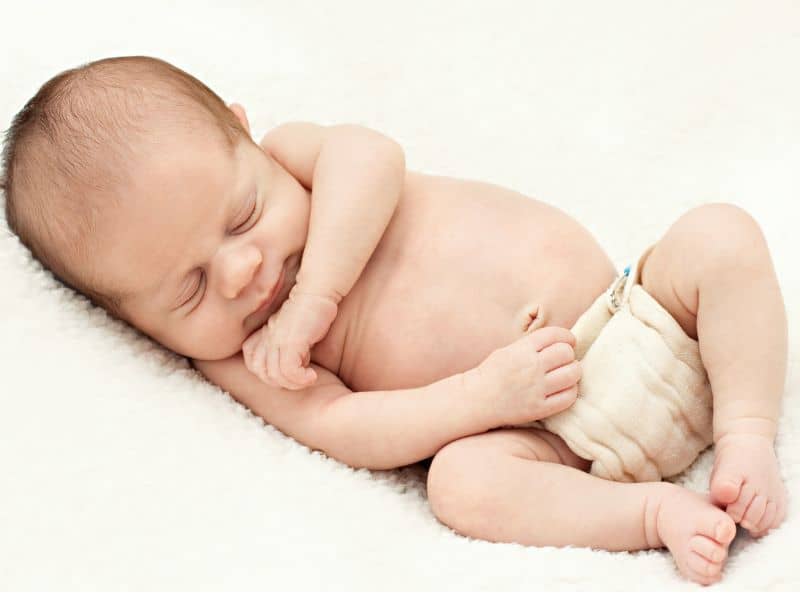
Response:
306,171,787,585
107,105,786,585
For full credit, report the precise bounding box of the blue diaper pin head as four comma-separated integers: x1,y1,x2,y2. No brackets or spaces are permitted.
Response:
608,265,633,312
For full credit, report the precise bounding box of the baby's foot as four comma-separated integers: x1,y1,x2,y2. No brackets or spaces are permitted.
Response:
709,433,787,537
655,486,737,586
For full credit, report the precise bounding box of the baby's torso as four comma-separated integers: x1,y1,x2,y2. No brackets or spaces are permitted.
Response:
310,172,618,391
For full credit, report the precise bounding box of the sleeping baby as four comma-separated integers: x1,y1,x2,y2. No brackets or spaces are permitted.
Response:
1,56,788,586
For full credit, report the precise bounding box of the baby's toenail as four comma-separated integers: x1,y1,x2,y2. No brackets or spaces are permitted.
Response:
715,522,730,540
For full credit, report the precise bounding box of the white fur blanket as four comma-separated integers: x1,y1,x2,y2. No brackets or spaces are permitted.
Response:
2,0,798,591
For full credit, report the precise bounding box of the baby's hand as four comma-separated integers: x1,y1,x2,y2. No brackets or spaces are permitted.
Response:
242,288,338,390
468,326,581,426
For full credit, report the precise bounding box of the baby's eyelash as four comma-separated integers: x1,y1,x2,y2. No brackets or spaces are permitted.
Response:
232,200,258,232
194,272,206,297
183,271,205,307
182,199,260,311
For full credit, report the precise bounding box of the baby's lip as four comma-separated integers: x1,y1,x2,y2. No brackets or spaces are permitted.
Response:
250,266,285,318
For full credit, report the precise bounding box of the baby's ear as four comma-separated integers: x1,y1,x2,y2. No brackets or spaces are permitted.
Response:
228,102,251,135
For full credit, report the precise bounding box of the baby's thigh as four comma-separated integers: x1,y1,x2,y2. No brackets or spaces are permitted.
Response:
640,203,766,340
430,428,591,473
425,428,591,527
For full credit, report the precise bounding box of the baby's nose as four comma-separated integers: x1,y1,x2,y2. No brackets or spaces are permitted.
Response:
220,245,263,299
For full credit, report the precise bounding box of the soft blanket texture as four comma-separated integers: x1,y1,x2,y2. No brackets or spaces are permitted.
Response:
1,0,798,591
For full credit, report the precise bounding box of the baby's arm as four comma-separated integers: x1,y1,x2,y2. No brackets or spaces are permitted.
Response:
263,122,404,306
195,327,579,470
194,354,492,470
249,122,405,388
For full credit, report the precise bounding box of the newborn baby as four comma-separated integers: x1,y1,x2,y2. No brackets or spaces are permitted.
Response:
1,56,788,586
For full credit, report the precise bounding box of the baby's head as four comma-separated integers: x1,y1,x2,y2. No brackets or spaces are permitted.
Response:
1,56,310,360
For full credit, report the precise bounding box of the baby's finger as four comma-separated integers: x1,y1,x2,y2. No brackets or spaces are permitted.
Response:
542,385,578,413
295,365,317,387
281,348,316,387
269,346,304,390
544,361,581,396
242,327,261,351
241,332,259,370
242,342,254,374
252,340,270,384
277,348,303,387
528,326,576,351
266,345,284,387
538,342,576,372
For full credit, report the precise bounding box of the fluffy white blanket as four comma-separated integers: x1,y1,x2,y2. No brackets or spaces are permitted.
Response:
2,0,798,590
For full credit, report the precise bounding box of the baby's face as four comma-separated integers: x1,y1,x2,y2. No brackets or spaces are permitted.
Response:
93,129,310,360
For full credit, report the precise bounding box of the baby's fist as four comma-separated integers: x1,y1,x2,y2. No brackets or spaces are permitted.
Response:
242,289,338,390
242,323,314,390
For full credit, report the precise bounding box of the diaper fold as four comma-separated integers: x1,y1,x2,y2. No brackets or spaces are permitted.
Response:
526,247,714,482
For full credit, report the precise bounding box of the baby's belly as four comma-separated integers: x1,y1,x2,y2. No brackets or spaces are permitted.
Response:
311,173,619,392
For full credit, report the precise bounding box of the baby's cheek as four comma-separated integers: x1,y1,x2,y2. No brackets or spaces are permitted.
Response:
170,323,241,361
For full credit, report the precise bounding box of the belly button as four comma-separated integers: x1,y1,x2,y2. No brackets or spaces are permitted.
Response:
518,302,546,333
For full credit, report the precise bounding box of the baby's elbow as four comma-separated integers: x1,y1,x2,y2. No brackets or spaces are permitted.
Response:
371,135,406,187
333,125,405,168
374,132,405,171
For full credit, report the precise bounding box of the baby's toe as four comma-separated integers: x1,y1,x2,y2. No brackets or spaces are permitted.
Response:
679,513,735,584
741,494,767,531
710,470,743,506
726,482,756,523
688,535,728,564
686,550,723,584
712,516,737,547
750,501,777,537
679,503,736,547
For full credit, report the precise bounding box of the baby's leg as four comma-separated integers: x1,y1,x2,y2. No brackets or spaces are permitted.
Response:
427,428,736,585
640,203,788,536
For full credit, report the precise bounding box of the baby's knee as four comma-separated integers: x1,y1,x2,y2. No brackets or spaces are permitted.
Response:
427,433,525,534
426,437,492,533
426,429,584,533
680,203,768,269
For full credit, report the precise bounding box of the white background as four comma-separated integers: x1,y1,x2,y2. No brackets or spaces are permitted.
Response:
1,0,798,590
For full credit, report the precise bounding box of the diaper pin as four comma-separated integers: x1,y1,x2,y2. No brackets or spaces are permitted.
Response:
607,265,632,313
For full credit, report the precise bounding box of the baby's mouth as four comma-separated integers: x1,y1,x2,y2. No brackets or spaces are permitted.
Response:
250,265,285,319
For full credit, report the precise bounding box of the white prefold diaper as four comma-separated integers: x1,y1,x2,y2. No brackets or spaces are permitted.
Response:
536,247,714,482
